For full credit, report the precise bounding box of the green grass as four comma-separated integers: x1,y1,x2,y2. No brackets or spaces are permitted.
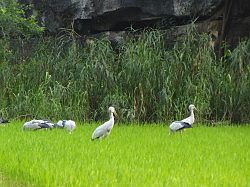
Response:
1,28,250,123
0,122,249,186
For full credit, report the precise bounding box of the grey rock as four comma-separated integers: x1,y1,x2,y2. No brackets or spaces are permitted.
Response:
30,0,222,33
19,0,250,49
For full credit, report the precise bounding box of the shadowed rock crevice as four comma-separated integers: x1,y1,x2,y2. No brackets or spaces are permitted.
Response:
19,0,250,49
31,0,222,33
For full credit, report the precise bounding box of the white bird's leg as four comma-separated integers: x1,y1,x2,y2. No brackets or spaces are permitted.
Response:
169,130,172,135
99,136,105,140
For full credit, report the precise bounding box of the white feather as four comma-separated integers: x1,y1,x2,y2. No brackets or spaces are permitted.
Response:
23,119,54,130
64,120,76,134
181,111,195,125
169,121,185,131
55,120,65,128
169,104,196,133
55,120,76,134
91,107,116,140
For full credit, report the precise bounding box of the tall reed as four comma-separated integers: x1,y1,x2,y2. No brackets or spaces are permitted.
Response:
0,26,249,123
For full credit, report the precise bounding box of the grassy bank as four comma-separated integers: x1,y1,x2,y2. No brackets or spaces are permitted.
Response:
0,122,249,186
0,27,250,123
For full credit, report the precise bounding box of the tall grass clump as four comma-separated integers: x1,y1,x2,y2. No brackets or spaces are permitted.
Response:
0,25,249,123
218,40,250,123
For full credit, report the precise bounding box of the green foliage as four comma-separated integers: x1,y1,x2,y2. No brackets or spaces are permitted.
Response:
0,26,250,123
225,40,250,122
0,0,43,38
0,123,249,186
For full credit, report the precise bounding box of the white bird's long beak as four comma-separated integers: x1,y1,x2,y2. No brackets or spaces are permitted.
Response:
113,111,118,118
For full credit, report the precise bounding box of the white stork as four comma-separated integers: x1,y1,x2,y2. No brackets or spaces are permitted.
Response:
55,120,76,134
169,104,197,133
23,119,54,130
91,106,117,140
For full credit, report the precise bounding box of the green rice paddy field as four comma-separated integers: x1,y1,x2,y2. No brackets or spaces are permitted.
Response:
0,122,249,186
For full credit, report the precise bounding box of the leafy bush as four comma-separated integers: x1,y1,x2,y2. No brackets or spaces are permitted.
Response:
0,0,43,38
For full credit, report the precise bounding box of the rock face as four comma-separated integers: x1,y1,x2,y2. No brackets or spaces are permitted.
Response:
23,0,250,49
33,0,223,33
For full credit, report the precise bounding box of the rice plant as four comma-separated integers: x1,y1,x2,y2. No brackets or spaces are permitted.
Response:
0,122,249,186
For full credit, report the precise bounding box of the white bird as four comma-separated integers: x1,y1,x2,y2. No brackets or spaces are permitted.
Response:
23,119,54,130
169,104,196,133
55,120,76,134
91,106,117,140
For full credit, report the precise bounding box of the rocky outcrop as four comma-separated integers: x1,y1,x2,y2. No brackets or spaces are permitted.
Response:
20,0,250,49
31,0,223,33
